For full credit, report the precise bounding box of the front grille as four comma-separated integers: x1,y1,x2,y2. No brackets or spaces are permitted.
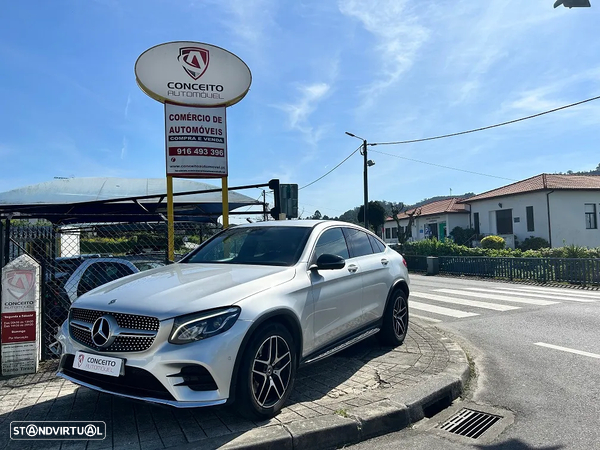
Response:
169,365,218,391
69,308,159,352
61,354,174,401
71,308,159,331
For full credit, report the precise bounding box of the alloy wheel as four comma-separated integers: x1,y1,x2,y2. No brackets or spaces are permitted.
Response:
393,296,408,338
251,335,292,408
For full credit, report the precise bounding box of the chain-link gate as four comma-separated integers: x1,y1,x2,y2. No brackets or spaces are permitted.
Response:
2,219,221,360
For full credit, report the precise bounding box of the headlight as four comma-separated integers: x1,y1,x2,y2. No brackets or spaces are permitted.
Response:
169,306,241,344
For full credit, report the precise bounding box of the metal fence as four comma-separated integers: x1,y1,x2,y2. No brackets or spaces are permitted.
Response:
2,220,221,360
404,254,600,286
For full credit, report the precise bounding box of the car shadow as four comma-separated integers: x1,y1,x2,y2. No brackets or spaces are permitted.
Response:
0,327,432,449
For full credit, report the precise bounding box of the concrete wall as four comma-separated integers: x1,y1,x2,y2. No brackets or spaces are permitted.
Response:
466,192,549,248
466,190,600,248
549,191,600,248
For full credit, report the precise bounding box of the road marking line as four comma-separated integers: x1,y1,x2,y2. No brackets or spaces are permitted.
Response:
435,289,558,306
534,342,600,360
506,285,600,299
410,314,442,323
485,285,599,301
411,292,520,311
465,287,595,303
409,301,479,318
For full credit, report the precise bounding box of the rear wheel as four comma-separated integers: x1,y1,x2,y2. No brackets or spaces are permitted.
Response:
378,290,409,346
237,323,297,420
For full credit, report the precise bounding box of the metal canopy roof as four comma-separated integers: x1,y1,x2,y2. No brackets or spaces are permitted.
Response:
0,177,261,224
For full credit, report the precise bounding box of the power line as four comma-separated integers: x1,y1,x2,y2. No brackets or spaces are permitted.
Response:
299,145,362,190
296,94,600,190
370,149,518,181
372,94,600,146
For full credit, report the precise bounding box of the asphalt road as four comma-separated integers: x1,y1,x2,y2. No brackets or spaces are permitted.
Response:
348,274,600,450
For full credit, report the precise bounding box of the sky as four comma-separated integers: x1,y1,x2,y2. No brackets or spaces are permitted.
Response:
1,0,600,222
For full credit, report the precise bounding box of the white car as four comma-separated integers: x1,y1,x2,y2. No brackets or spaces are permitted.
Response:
56,220,410,419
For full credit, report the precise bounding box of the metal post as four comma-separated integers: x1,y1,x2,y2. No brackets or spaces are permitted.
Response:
4,218,10,266
222,177,229,229
166,176,175,262
362,139,369,230
263,190,267,221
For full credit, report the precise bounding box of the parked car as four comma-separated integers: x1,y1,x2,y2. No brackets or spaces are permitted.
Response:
56,221,410,419
45,257,140,326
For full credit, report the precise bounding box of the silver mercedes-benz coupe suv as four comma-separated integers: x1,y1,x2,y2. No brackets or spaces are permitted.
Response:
56,220,410,419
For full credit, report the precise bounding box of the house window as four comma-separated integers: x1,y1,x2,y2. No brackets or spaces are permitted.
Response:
473,212,480,235
496,209,513,235
392,227,398,239
526,206,534,232
585,204,597,229
385,228,391,239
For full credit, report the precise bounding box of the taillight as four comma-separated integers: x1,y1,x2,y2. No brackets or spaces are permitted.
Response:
401,255,408,268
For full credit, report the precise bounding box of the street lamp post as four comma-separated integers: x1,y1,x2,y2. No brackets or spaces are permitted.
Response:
345,132,374,230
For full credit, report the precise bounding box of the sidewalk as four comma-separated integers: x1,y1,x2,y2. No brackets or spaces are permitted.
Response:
0,319,469,450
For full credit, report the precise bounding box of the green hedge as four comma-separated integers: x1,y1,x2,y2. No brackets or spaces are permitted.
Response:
397,239,600,259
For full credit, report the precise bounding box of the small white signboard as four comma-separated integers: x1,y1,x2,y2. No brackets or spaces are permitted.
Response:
165,103,228,178
1,254,41,376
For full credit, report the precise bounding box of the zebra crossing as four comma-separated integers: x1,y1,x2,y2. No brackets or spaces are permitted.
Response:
408,280,600,322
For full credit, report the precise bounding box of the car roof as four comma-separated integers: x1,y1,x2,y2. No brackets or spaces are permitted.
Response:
232,220,358,229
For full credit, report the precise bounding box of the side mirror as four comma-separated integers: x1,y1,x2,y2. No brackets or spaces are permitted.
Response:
310,254,346,271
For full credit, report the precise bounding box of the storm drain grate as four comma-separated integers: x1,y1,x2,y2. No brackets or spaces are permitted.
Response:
439,408,502,439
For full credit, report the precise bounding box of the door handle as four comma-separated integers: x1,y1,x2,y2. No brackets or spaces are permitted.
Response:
347,264,358,273
381,258,389,266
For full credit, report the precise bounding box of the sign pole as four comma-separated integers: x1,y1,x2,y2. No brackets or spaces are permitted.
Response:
222,177,229,228
167,175,175,261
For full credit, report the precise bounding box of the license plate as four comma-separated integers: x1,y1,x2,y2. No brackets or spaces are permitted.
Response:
73,351,123,377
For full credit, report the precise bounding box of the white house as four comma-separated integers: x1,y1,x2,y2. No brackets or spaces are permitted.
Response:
459,174,600,248
383,198,470,245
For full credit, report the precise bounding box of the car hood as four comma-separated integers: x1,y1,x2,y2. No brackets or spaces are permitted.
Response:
71,263,295,320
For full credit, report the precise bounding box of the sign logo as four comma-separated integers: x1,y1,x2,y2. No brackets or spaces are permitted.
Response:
91,316,114,348
6,271,35,300
178,47,209,80
77,354,84,367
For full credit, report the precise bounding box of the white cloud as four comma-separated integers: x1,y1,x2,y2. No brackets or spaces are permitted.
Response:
120,137,128,160
124,94,131,119
275,82,331,145
338,0,430,103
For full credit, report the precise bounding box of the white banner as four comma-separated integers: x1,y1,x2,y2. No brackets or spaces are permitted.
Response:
165,104,227,178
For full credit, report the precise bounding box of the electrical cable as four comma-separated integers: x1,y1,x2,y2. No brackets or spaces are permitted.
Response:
372,94,600,146
369,149,518,181
299,145,362,190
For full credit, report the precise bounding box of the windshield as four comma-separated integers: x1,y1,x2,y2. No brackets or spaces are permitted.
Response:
184,226,312,266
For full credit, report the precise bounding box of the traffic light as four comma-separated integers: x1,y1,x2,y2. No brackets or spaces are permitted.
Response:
268,179,280,220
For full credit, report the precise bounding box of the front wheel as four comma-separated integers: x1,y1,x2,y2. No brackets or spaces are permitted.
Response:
237,323,297,420
378,290,409,346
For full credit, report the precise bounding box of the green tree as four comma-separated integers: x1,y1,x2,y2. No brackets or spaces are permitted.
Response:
358,201,387,233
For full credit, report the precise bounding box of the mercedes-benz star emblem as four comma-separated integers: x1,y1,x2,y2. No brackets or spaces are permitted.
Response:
91,315,116,348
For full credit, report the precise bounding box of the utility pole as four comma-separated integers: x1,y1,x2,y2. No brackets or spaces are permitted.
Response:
361,139,369,230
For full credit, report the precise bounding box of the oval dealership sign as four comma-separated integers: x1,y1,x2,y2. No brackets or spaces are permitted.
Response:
135,41,252,107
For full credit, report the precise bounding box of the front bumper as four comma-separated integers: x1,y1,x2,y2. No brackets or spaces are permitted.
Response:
56,316,251,407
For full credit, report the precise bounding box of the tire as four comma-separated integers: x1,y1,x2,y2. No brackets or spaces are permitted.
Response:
237,323,297,420
378,290,409,346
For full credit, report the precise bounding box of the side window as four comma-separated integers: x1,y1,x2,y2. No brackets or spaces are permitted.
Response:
368,235,386,253
313,228,350,262
343,228,374,258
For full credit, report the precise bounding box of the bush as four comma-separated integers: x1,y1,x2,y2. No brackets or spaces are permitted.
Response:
519,236,550,251
449,227,477,246
480,235,505,250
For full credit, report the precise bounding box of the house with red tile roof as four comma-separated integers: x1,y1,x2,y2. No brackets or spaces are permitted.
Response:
383,198,470,244
458,174,600,248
